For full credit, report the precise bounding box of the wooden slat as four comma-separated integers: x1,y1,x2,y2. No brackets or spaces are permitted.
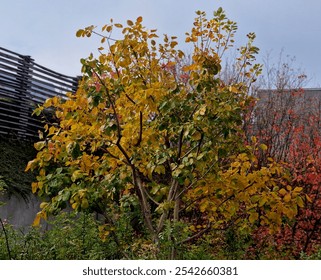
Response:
0,47,80,139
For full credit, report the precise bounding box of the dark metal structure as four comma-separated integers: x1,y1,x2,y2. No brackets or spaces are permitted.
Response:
0,47,79,139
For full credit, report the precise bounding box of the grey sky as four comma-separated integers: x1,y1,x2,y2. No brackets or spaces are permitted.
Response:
1,0,320,86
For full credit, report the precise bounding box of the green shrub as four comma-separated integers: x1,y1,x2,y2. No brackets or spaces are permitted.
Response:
0,212,122,259
1,208,309,260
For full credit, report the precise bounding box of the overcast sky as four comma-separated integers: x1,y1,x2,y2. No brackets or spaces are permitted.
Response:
1,0,321,87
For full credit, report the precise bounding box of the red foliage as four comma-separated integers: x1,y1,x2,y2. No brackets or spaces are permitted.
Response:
245,89,321,258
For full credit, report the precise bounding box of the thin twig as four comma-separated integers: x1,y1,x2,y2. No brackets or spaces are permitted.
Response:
176,158,219,199
134,112,143,147
92,68,132,165
0,217,12,259
177,222,212,245
92,30,117,42
177,128,184,163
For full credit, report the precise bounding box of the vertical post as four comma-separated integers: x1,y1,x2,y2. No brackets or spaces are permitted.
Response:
16,55,34,139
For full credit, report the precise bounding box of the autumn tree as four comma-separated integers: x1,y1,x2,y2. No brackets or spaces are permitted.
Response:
26,8,301,259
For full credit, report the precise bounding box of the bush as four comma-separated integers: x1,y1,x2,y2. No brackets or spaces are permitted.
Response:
2,210,320,259
0,212,121,259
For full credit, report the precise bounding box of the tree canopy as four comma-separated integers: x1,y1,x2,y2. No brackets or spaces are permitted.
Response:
26,8,302,258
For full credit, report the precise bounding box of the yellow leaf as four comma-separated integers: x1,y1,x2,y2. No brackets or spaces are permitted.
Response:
106,25,112,32
127,20,133,26
306,194,312,203
184,178,190,186
71,202,78,209
40,202,48,209
32,211,47,227
229,86,239,93
259,144,268,151
34,141,46,151
71,170,83,182
43,98,52,107
189,225,196,231
182,64,198,72
170,41,178,48
48,126,56,136
76,29,84,37
259,196,267,207
136,16,143,23
155,165,165,174
38,181,43,190
283,207,297,219
297,196,304,208
249,212,258,224
32,213,41,227
25,159,36,172
56,110,64,119
191,131,202,141
200,200,209,213
31,182,38,193
199,105,206,116
283,193,291,203
81,199,89,209
43,153,53,162
293,187,303,193
51,96,59,105
38,130,44,139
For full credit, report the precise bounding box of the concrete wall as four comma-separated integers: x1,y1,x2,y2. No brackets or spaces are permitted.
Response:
0,194,41,229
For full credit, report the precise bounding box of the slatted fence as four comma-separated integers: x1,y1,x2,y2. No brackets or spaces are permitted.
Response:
0,47,79,139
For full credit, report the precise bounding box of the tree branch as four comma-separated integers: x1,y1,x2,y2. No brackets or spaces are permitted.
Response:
125,94,136,105
0,217,11,259
91,68,132,165
177,128,184,163
178,222,212,245
176,158,218,199
157,179,179,234
132,168,157,241
134,111,143,147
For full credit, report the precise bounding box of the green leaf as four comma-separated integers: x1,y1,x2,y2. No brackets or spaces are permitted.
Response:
71,143,81,159
62,190,71,201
